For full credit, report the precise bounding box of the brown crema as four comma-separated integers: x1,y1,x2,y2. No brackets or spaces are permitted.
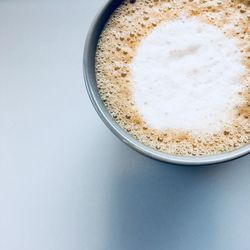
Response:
95,0,250,156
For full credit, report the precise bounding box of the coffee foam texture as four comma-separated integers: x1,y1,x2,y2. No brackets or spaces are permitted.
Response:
95,0,250,156
131,17,244,135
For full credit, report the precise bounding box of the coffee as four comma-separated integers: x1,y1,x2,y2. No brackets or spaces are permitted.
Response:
95,0,250,156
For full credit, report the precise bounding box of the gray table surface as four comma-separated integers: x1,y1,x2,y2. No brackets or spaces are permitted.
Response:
0,1,249,250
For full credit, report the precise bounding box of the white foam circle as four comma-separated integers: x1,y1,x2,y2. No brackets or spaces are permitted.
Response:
131,18,244,135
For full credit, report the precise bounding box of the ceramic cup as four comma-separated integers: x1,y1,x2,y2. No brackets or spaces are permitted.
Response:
83,0,250,165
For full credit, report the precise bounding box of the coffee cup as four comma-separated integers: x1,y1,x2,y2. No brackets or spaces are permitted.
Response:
83,0,250,165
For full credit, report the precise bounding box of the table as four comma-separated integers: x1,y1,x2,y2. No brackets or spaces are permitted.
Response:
0,1,249,249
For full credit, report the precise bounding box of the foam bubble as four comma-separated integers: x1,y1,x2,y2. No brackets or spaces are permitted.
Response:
131,18,244,135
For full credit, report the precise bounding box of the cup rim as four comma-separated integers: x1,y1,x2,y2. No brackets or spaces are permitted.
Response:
83,0,250,166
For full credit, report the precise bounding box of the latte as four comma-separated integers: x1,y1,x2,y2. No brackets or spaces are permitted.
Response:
95,0,250,156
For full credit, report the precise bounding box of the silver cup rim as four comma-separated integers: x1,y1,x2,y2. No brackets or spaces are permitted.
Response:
83,0,250,166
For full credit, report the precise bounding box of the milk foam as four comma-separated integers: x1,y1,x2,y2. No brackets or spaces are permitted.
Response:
131,18,244,135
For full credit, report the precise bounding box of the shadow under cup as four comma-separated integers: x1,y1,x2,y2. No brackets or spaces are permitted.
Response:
83,0,250,165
